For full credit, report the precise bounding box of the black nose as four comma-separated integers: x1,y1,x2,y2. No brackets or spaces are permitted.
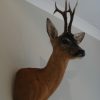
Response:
74,49,85,57
77,49,85,57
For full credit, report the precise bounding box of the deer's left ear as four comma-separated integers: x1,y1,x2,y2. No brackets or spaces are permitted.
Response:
74,32,85,44
46,18,58,40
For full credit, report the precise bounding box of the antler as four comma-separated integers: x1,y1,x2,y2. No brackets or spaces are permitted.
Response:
53,0,78,34
54,0,68,33
68,1,78,33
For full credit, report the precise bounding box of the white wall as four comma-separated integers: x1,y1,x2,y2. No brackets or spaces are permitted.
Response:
0,0,100,100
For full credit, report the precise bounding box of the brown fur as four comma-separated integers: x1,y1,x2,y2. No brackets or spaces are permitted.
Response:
13,41,70,100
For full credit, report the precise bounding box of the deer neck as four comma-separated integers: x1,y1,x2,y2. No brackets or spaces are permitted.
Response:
42,48,70,95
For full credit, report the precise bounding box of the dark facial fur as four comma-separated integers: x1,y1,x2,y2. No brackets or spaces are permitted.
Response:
58,33,85,58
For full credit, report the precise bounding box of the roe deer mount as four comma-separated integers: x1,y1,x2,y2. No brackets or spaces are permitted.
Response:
13,0,85,100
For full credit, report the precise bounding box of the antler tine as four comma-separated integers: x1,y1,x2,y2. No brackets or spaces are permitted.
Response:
68,1,78,33
53,2,63,15
64,0,68,33
68,3,72,15
54,1,68,33
65,0,67,12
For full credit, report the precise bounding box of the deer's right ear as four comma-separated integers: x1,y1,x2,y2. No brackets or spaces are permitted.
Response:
46,18,58,40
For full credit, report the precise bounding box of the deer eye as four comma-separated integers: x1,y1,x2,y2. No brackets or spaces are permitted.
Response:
61,38,71,44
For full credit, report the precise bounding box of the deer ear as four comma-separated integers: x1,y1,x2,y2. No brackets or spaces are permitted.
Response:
46,18,58,40
74,32,85,44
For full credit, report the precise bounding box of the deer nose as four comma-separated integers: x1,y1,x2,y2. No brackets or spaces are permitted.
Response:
77,49,85,57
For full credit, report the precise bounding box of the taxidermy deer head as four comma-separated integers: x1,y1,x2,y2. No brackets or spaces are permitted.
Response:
47,0,85,58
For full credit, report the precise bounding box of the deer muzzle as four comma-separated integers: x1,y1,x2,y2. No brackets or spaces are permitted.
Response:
74,49,85,57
